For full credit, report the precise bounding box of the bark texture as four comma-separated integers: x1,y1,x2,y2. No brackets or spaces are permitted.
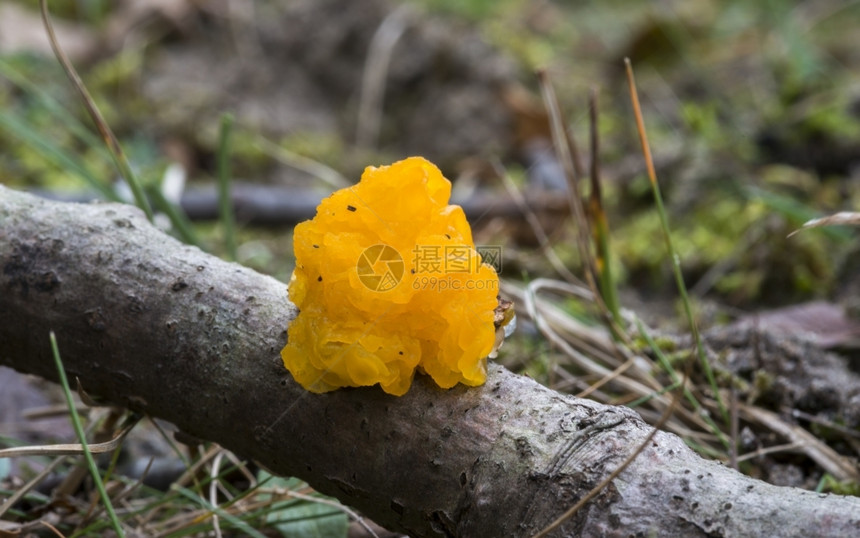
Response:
1,185,858,537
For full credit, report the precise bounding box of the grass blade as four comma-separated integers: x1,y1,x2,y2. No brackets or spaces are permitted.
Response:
39,0,154,222
254,135,349,190
587,87,621,325
624,58,728,424
0,111,117,201
217,113,237,261
146,184,202,248
537,71,628,342
49,332,125,538
634,318,729,448
172,484,268,538
0,58,113,164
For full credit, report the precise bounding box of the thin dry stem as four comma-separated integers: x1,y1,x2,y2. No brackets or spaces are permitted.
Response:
738,403,858,481
356,4,414,148
493,159,585,286
0,418,137,458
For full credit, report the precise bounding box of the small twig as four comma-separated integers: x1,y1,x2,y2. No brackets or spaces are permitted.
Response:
738,403,859,481
502,278,727,445
521,280,671,408
537,71,598,293
786,407,860,440
356,4,414,148
38,520,66,538
254,136,349,189
537,71,630,346
0,418,137,458
210,451,225,538
21,403,91,419
736,441,805,463
492,159,585,286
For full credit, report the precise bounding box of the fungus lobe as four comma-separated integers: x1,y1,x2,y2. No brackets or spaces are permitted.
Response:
280,157,499,396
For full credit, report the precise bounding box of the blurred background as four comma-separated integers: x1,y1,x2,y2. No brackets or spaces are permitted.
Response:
2,0,860,535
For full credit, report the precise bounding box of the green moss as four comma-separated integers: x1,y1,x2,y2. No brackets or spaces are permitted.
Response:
750,370,775,405
818,475,860,496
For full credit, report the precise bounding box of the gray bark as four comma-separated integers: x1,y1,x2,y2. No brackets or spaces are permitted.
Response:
1,185,858,537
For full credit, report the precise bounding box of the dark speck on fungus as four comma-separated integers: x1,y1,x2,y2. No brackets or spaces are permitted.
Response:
347,205,357,212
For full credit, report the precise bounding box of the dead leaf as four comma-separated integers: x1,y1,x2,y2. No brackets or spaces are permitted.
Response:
733,300,860,348
788,211,860,237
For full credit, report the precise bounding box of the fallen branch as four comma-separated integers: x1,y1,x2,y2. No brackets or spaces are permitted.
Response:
30,183,570,226
1,185,858,537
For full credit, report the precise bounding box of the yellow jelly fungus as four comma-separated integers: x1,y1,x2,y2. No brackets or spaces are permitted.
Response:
280,156,499,396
